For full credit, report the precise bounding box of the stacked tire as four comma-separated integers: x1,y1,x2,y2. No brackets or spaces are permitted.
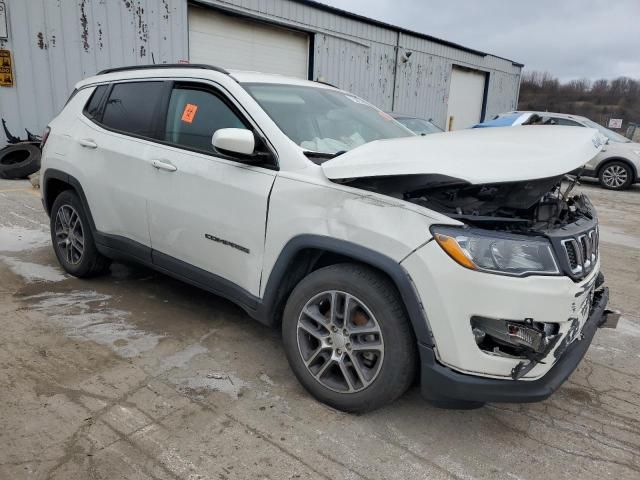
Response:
0,143,41,179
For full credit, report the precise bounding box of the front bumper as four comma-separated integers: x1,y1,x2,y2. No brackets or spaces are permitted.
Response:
419,287,610,404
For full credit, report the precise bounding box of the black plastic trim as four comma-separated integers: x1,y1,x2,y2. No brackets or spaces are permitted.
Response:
152,250,260,313
258,235,434,345
419,287,609,404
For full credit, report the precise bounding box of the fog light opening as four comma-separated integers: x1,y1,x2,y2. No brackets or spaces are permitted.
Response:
470,316,561,378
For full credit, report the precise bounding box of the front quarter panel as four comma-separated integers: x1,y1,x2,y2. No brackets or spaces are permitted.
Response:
260,174,450,297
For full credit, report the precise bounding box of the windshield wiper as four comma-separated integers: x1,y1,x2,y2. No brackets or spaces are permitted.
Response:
303,150,346,164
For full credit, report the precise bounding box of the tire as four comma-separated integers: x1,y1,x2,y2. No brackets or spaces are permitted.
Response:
599,161,634,190
282,263,417,413
50,190,111,277
0,144,41,179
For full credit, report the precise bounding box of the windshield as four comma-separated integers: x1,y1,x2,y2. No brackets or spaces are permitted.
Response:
243,83,413,154
395,117,443,135
581,119,631,143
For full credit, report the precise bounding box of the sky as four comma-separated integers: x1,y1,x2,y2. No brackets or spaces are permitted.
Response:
317,0,640,82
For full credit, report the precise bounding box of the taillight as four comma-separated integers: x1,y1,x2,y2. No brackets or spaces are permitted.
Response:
40,126,51,150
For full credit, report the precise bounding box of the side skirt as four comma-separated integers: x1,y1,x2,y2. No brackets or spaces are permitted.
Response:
94,233,263,323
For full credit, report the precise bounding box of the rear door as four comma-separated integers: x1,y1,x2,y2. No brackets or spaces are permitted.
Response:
74,81,166,253
146,80,277,296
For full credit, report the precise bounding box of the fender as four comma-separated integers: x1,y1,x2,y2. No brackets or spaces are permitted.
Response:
258,235,434,346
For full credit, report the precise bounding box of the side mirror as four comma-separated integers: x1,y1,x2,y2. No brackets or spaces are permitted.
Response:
212,128,255,156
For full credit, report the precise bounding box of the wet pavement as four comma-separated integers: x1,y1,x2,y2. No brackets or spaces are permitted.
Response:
0,178,639,479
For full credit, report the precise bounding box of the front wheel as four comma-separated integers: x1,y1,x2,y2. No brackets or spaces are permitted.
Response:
599,161,633,190
282,264,417,413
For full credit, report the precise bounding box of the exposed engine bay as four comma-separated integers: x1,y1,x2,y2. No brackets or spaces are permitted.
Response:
344,173,595,233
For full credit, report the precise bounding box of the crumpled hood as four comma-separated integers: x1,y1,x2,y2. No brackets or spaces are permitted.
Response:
321,125,604,184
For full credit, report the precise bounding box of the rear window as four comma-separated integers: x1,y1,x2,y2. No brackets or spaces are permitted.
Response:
101,82,164,137
83,85,109,119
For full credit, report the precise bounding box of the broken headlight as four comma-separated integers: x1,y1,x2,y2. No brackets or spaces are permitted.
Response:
431,226,560,277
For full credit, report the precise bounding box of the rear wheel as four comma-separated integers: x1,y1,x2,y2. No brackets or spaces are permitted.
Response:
50,190,111,277
599,161,633,190
282,264,417,413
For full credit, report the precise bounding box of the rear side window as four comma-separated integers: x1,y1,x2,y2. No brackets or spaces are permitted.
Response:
163,86,247,153
101,82,164,137
83,85,109,119
552,118,583,127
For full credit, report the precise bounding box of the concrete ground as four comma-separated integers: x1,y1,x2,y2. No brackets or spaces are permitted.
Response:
0,177,639,480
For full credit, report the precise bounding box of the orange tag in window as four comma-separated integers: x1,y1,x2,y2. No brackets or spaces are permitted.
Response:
181,103,198,123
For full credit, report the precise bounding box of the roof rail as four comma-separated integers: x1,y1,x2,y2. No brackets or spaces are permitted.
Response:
97,64,229,75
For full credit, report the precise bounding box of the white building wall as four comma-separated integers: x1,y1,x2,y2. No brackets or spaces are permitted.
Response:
0,0,188,144
0,0,521,145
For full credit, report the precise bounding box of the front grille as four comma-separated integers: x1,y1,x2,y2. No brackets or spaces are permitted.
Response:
560,227,599,278
565,240,579,271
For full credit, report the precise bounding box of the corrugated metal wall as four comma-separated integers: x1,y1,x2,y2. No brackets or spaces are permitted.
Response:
193,0,522,128
0,0,521,145
0,0,187,144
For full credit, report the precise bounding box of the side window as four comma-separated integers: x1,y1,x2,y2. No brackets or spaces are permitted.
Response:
553,118,583,127
101,82,164,137
163,86,247,153
83,85,109,119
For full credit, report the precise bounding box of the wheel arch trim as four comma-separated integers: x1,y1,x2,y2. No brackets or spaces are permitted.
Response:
42,169,98,230
260,235,434,346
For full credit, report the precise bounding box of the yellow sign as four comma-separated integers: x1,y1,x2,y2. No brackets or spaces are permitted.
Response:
0,49,13,87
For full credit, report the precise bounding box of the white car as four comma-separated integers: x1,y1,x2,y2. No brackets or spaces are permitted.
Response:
477,111,640,190
40,65,615,412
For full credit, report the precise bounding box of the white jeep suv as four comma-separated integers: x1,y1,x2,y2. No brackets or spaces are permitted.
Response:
40,65,615,412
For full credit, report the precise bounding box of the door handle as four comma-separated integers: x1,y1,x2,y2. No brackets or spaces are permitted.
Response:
79,138,98,149
152,159,177,172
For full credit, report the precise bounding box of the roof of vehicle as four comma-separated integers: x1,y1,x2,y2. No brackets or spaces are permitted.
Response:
500,111,589,122
76,64,338,91
474,112,529,128
228,70,336,89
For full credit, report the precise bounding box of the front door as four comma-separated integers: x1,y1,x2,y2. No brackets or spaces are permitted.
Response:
146,81,276,296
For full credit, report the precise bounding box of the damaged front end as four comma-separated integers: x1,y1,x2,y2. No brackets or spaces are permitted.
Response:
343,172,605,379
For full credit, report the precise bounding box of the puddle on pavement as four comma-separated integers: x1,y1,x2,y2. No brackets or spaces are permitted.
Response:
0,225,50,252
0,255,67,283
24,290,164,358
154,342,250,400
173,370,248,400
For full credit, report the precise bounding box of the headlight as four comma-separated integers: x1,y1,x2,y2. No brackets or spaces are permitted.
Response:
431,226,560,276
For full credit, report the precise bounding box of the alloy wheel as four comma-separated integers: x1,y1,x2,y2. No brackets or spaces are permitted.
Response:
296,290,384,393
54,205,85,265
602,164,628,188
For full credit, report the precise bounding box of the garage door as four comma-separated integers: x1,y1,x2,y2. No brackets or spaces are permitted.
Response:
446,67,487,130
188,7,309,79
